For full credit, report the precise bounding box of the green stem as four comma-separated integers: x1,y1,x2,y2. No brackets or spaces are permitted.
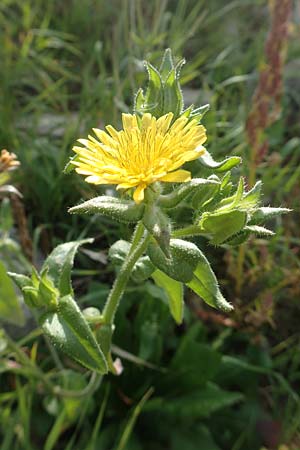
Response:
172,225,207,238
52,372,102,398
102,222,150,325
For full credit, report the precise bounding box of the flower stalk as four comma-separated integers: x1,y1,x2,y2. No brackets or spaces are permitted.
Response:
102,222,150,325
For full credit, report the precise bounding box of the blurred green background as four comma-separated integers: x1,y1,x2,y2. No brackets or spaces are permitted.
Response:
0,0,300,449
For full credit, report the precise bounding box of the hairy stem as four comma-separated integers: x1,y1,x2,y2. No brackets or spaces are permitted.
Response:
172,225,206,238
102,222,150,325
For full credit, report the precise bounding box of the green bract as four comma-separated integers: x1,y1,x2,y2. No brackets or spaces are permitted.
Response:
195,177,290,245
134,48,210,123
158,178,220,209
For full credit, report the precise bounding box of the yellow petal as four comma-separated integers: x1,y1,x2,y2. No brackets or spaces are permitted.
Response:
133,184,146,204
159,170,191,183
85,175,105,184
141,113,153,131
105,125,119,140
92,128,117,147
156,113,173,133
122,113,138,130
116,182,136,190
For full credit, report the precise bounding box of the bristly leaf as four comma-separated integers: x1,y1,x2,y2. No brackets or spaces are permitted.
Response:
134,88,145,116
69,196,145,223
152,270,184,324
159,48,174,82
198,150,242,172
249,207,291,224
187,252,233,312
109,240,155,282
216,177,244,211
189,104,210,122
163,59,185,117
63,153,80,174
239,181,262,209
40,295,108,374
42,239,93,297
148,239,199,283
244,225,274,236
159,178,220,209
8,273,32,291
143,62,163,116
200,210,247,245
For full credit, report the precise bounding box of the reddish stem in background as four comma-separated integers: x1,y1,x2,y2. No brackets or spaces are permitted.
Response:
246,0,292,186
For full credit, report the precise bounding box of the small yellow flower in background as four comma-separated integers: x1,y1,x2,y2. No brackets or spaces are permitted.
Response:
72,112,207,203
0,149,20,173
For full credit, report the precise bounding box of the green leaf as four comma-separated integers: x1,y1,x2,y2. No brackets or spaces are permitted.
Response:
63,153,80,174
148,239,199,283
198,150,241,172
225,224,276,244
109,240,154,282
159,48,174,82
69,196,145,223
133,88,145,116
22,286,40,308
220,171,231,189
223,230,251,246
109,240,130,266
8,272,32,290
163,60,184,117
171,426,221,450
187,252,233,312
190,104,210,122
250,206,291,224
42,239,93,297
200,210,248,244
138,319,162,362
143,62,163,116
9,270,45,309
244,225,274,236
159,178,219,209
170,328,221,388
38,271,59,308
216,176,244,211
180,105,193,119
191,176,220,209
132,256,155,282
152,270,184,324
144,382,243,418
0,261,25,326
239,180,262,209
40,295,108,374
142,205,171,257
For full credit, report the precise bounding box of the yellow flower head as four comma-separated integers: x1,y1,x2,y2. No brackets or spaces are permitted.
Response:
72,112,207,203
